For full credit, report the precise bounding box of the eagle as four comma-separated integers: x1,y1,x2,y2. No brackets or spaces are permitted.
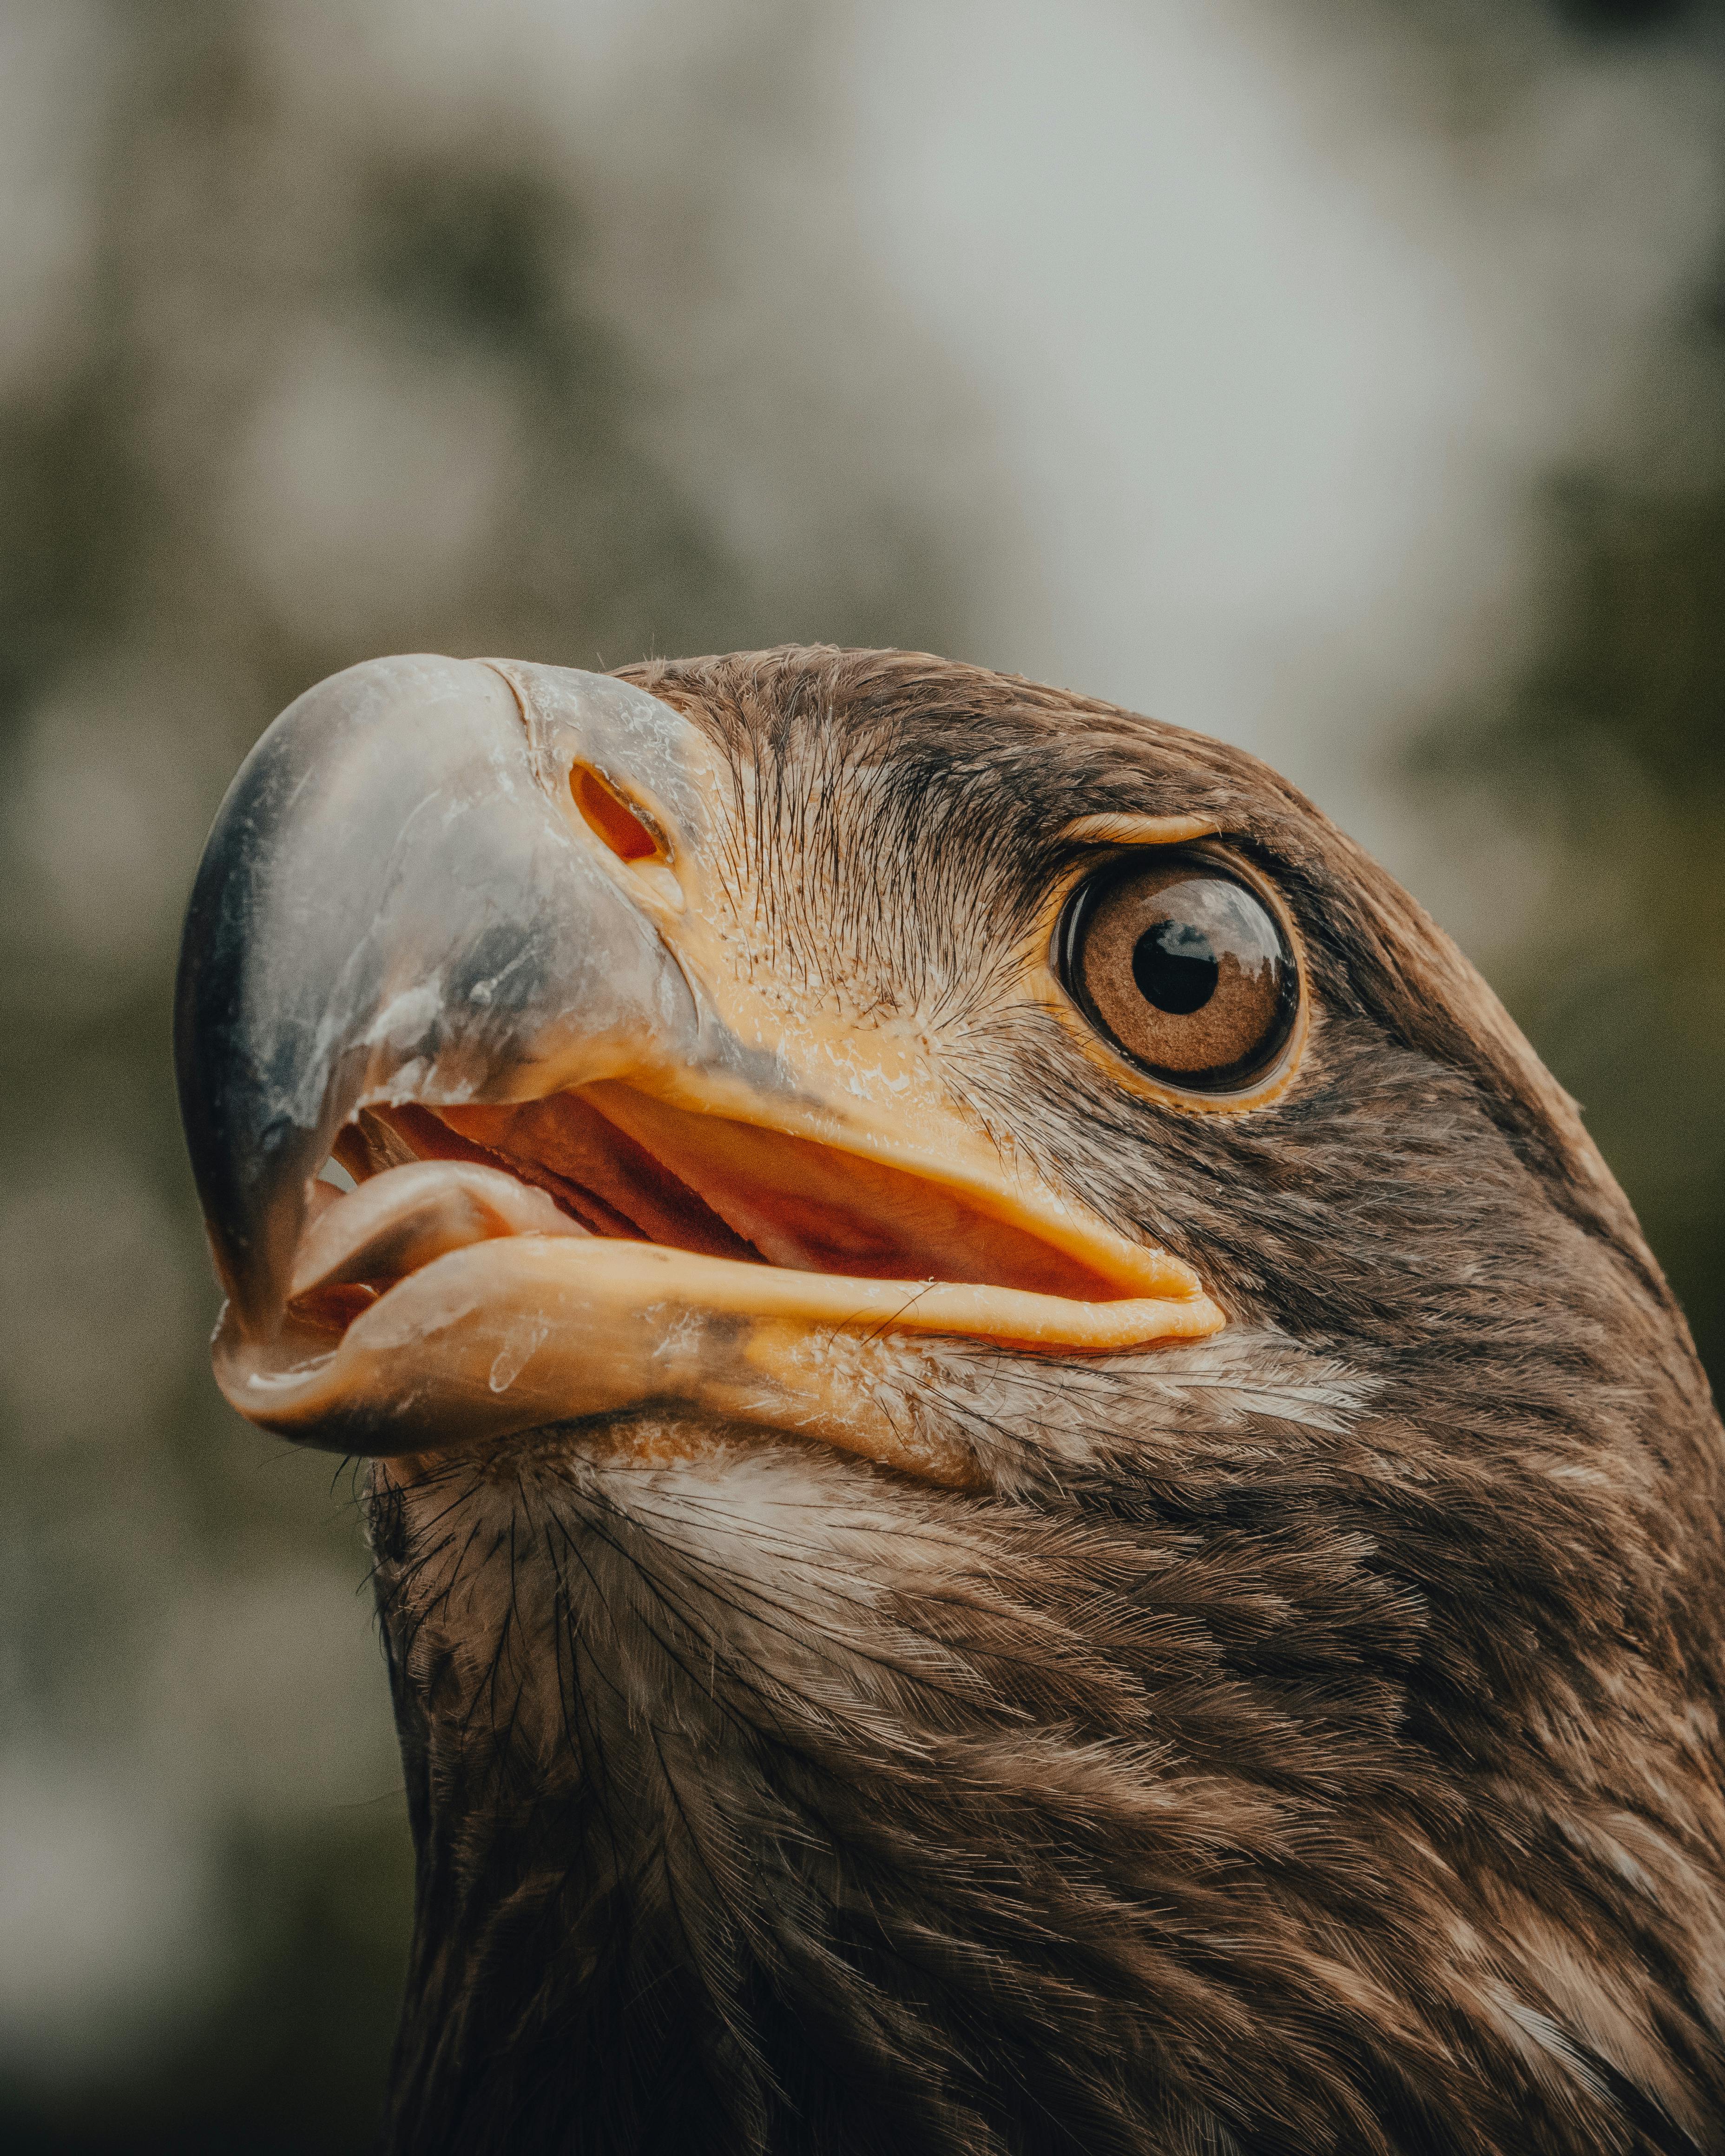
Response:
174,646,1725,2156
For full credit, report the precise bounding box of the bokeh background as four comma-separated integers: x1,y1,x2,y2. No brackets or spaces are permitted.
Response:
1,0,1720,2147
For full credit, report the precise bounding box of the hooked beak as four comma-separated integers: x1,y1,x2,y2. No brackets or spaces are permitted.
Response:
175,654,1223,1482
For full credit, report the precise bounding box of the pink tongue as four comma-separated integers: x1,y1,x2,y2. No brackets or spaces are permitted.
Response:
289,1160,586,1302
578,1083,1128,1300
434,1087,1132,1299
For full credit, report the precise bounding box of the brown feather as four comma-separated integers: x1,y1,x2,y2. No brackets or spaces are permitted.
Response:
368,646,1725,2155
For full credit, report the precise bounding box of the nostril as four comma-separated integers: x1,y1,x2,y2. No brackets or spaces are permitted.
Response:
571,764,662,862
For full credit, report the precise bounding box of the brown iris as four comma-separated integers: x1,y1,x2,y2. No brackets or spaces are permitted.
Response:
1058,849,1299,1093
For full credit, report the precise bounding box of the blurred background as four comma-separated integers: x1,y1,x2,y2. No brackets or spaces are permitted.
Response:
0,0,1719,2147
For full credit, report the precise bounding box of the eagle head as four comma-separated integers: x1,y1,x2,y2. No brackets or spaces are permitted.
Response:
175,646,1725,2155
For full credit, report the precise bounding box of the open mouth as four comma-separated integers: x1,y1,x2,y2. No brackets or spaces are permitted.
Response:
178,652,1228,1481
216,1080,1225,1468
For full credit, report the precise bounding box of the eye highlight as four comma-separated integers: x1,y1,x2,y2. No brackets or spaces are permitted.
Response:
1057,848,1300,1095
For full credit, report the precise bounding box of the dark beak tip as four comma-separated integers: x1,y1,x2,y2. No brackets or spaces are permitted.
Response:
174,651,693,1371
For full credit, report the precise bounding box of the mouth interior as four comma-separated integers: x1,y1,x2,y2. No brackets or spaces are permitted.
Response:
296,1080,1148,1332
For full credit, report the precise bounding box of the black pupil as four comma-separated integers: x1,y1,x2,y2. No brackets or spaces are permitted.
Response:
1132,920,1219,1014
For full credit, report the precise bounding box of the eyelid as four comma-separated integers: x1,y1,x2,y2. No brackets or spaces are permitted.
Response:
1058,812,1218,848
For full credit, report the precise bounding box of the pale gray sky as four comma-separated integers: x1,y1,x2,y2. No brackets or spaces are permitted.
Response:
287,0,1725,815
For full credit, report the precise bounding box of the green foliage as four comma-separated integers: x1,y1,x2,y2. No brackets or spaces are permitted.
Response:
1410,400,1725,1385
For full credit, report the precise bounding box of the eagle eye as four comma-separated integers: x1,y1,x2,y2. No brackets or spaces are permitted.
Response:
1058,849,1299,1094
